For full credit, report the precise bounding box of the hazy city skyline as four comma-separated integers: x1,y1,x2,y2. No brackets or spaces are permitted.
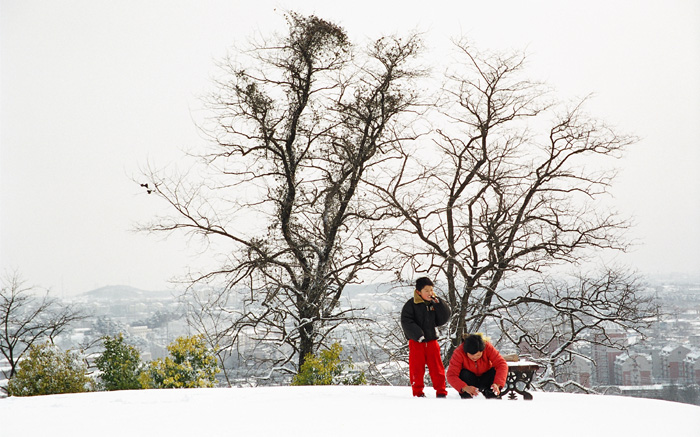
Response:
2,1,699,295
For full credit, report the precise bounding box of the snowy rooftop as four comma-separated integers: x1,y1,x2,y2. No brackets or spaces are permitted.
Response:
1,386,699,436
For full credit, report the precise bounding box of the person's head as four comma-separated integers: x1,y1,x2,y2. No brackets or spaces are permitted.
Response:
415,277,435,301
463,333,486,361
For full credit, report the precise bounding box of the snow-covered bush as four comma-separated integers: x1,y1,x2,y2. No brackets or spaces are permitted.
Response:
95,333,143,391
139,335,219,388
7,342,92,396
292,343,365,386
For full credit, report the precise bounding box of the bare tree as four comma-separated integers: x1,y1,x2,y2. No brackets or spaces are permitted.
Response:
498,268,655,391
371,40,653,369
346,293,411,386
181,286,245,386
0,272,86,387
141,13,422,377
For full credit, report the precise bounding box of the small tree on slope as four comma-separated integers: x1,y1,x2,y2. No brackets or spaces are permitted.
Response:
292,342,365,386
95,333,143,391
140,335,219,388
7,341,92,396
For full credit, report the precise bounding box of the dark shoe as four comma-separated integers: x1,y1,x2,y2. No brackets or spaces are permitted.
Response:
481,389,501,399
436,394,447,398
459,392,472,399
414,393,426,398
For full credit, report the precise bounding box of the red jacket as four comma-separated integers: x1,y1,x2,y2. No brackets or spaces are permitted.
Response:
446,341,508,391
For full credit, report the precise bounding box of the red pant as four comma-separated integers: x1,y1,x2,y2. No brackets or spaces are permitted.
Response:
408,339,447,397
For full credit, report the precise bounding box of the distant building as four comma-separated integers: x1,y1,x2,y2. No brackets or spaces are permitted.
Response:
683,351,700,384
690,335,700,348
571,355,593,388
660,344,691,383
591,331,627,385
614,353,652,386
618,384,666,401
650,347,665,380
128,325,150,340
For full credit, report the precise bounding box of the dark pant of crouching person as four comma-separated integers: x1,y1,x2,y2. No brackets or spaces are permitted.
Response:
457,367,500,399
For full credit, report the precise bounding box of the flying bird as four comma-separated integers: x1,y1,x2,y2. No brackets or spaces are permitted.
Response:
140,183,153,194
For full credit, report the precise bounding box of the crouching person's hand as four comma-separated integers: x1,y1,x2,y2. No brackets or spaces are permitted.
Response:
462,385,479,397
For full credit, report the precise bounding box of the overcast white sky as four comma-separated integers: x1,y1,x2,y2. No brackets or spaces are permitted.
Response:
1,0,699,295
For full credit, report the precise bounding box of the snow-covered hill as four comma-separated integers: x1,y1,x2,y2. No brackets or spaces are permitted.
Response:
1,386,698,436
80,285,174,300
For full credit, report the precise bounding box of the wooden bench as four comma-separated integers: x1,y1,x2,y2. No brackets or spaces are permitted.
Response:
501,361,540,400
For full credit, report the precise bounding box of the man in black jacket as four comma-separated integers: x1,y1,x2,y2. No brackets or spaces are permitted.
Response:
400,277,451,397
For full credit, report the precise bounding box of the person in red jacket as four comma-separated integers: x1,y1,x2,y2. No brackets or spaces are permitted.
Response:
401,277,451,398
446,333,508,398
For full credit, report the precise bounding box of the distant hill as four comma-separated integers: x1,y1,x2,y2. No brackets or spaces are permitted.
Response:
343,282,403,299
82,285,175,300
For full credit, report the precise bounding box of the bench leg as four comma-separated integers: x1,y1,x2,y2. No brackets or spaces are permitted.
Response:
502,369,536,400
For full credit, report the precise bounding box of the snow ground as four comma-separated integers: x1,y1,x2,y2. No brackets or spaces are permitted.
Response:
1,386,699,436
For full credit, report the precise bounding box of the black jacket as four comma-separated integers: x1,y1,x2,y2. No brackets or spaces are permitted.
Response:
401,291,451,342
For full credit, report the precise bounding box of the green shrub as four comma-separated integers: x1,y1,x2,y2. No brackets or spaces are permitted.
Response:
139,335,219,388
7,342,92,396
95,333,143,391
292,342,366,386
